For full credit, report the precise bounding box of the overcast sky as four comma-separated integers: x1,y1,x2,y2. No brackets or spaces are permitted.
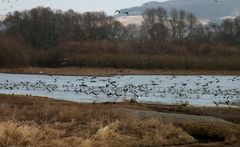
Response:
0,0,169,15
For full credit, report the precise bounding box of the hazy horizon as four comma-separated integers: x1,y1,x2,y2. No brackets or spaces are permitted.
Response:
0,0,169,15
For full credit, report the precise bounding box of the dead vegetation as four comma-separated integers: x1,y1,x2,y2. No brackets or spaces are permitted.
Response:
1,67,240,76
0,94,240,146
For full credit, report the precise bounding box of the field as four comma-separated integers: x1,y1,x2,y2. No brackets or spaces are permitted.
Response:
0,94,240,146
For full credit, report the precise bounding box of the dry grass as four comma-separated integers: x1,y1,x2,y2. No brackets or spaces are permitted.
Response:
60,52,240,70
1,67,240,76
0,121,42,146
0,94,240,146
0,118,195,147
0,94,198,146
0,121,83,147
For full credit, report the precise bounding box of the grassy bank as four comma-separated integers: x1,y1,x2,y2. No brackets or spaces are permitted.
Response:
0,94,240,146
1,67,240,76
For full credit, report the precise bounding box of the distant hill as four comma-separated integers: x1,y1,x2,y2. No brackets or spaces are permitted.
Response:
118,0,240,22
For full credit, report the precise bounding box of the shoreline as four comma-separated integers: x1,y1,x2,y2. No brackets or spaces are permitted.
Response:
1,67,240,76
2,93,240,108
1,94,240,121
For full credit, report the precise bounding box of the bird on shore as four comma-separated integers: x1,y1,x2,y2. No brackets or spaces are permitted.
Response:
213,101,219,106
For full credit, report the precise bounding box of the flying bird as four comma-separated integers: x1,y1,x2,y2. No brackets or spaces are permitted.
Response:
115,10,120,14
124,12,129,16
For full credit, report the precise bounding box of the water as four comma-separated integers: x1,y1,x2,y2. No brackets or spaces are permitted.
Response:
0,73,240,107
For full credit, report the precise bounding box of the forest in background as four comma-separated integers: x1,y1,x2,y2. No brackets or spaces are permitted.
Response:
0,7,240,70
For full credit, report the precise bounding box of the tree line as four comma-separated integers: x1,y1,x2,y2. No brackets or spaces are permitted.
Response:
0,7,240,69
2,7,123,48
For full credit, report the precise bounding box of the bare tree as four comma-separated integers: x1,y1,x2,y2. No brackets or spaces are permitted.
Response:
177,10,186,40
170,8,178,40
142,7,168,47
142,8,156,40
220,18,235,42
155,7,167,25
186,13,197,33
234,16,240,44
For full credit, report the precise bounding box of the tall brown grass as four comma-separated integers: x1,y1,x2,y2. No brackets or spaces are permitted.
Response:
66,52,240,70
1,34,240,70
0,121,41,147
0,35,31,67
0,94,198,146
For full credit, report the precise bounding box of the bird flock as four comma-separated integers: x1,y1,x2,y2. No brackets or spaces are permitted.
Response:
0,73,239,107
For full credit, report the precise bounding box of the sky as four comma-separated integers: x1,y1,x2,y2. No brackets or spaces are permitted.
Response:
0,0,169,15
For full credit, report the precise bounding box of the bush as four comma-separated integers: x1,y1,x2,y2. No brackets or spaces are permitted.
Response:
0,35,31,67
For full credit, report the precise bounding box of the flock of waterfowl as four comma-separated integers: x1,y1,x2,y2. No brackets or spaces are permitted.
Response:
0,73,239,107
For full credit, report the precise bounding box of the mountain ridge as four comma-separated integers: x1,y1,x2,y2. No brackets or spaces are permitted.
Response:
118,0,240,22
